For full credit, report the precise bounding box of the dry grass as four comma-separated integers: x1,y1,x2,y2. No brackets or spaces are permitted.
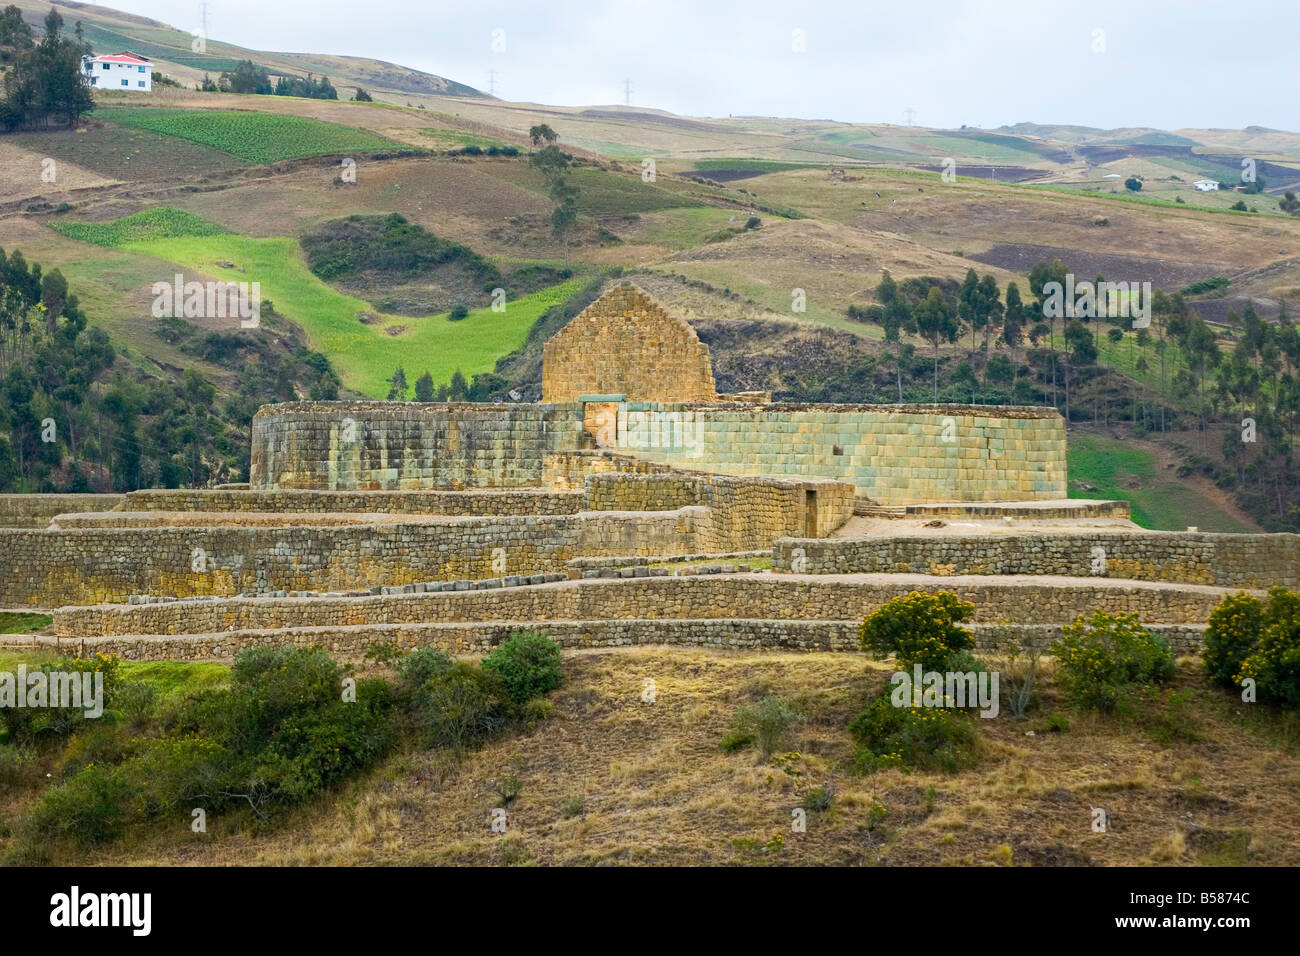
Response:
28,646,1299,868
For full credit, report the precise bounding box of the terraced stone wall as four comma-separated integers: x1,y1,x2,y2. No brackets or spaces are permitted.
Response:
55,575,1226,638
250,401,588,490
618,403,1067,504
772,531,1299,589
0,494,124,528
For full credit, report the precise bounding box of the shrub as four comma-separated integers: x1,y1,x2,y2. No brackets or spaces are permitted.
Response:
1051,611,1175,713
1204,592,1265,688
417,663,512,749
998,643,1040,717
482,632,563,703
0,745,39,787
1040,712,1070,733
849,693,979,772
731,696,801,758
860,591,976,670
559,794,585,818
0,654,123,745
448,303,470,321
1238,588,1300,708
802,781,834,812
395,647,454,690
720,729,754,752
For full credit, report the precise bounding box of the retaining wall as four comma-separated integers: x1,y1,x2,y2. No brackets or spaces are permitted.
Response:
120,488,583,516
617,403,1067,504
772,531,1300,589
0,494,124,528
0,512,694,606
54,574,1233,637
24,619,1209,661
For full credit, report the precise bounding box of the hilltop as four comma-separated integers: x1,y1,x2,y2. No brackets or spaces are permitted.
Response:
9,0,484,96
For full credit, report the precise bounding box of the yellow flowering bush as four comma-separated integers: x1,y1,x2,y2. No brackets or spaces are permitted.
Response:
860,591,976,671
849,694,979,773
1051,611,1174,713
1235,587,1300,708
1204,591,1266,688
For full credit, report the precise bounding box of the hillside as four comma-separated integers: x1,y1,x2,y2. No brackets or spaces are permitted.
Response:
10,0,484,96
5,645,1296,867
0,2,1296,529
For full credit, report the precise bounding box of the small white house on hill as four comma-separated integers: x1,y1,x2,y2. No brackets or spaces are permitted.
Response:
1194,179,1220,191
81,52,153,91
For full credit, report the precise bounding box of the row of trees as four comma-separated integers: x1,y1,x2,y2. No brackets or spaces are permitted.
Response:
850,262,1300,529
201,59,338,100
528,124,579,267
0,9,93,131
386,367,510,403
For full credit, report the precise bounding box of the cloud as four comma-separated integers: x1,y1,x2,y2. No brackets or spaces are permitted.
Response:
103,0,1297,130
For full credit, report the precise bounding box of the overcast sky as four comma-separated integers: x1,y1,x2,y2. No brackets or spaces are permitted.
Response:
102,0,1296,131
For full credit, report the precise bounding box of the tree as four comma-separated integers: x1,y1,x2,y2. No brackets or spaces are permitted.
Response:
414,371,434,402
0,5,34,63
913,286,958,400
1002,281,1025,348
1125,176,1142,192
386,366,407,400
222,59,272,95
353,86,373,102
528,123,557,147
0,9,92,131
448,368,469,401
531,141,580,267
976,273,1003,373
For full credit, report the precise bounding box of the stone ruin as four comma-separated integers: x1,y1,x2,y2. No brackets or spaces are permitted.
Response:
1,281,1295,661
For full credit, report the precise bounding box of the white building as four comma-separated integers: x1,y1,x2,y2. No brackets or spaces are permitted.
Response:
81,52,153,91
1194,180,1220,192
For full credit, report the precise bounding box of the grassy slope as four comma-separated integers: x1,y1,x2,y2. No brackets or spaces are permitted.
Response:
1067,435,1252,532
122,234,585,395
16,646,1296,867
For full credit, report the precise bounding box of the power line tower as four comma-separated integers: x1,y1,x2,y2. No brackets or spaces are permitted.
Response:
624,78,632,106
200,0,209,38
487,69,497,96
903,106,917,127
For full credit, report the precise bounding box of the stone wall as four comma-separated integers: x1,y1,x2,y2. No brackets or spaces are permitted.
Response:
0,494,124,528
617,403,1067,504
55,574,1229,637
24,619,1209,662
0,512,695,607
543,449,681,491
583,471,853,545
121,488,582,516
250,401,587,491
772,531,1300,589
542,282,717,403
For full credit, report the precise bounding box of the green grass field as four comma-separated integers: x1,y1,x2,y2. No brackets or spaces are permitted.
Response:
51,207,225,246
0,613,52,635
121,233,584,396
1067,434,1252,532
99,108,408,164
